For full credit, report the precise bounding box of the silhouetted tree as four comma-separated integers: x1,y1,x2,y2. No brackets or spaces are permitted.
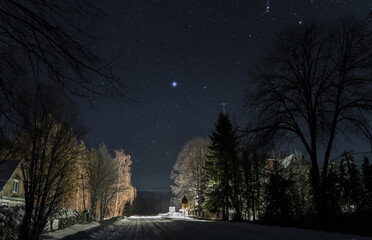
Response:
0,1,128,103
242,149,267,221
245,18,372,215
361,157,372,210
339,152,362,212
322,161,341,215
242,150,254,220
264,161,293,222
0,1,130,146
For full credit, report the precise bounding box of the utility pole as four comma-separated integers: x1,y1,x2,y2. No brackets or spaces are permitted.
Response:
344,150,353,171
82,173,86,210
221,102,227,115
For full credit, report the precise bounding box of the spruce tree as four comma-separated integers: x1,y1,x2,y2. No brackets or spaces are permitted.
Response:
202,149,223,214
204,113,242,220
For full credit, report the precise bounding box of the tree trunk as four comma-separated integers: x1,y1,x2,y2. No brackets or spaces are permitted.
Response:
18,212,32,240
309,157,323,216
251,185,256,221
114,172,120,216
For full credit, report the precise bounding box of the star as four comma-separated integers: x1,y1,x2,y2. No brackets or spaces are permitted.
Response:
172,81,177,87
266,0,270,13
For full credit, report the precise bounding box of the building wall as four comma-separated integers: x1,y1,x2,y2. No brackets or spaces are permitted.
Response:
0,166,25,206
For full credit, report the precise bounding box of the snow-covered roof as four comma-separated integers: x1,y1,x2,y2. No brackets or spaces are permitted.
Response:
281,154,294,168
266,153,304,169
0,160,22,191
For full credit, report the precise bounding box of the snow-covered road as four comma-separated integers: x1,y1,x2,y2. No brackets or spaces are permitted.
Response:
77,216,371,240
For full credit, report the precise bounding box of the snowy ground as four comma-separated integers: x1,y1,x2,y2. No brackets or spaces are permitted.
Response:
50,214,372,240
41,222,100,239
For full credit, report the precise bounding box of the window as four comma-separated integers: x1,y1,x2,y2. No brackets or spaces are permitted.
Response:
12,179,19,193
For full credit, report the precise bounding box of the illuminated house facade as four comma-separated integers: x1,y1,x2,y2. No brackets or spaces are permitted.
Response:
0,160,25,206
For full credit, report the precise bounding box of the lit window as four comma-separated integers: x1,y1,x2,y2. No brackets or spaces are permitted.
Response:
12,179,19,193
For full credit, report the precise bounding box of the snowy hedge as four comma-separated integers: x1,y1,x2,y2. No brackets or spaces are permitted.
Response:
0,205,90,239
46,207,82,230
0,205,24,240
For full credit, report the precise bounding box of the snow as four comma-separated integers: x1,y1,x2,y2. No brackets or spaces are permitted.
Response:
41,214,372,240
90,216,371,240
128,215,163,220
52,208,80,219
128,212,207,221
41,221,100,239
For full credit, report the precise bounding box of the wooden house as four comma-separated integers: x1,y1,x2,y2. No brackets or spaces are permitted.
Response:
0,160,25,206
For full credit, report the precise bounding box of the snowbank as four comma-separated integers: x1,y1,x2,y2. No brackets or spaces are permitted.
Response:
47,207,89,230
0,206,90,239
42,221,100,239
127,212,207,221
0,205,24,240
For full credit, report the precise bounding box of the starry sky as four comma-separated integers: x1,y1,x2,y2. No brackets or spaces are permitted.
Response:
79,0,372,191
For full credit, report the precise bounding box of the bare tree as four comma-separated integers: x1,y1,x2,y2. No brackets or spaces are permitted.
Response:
245,18,372,215
0,1,130,147
171,137,210,210
109,149,136,217
0,0,128,100
85,144,118,220
60,141,88,211
12,91,86,240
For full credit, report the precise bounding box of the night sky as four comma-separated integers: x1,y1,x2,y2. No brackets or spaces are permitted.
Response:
79,1,371,191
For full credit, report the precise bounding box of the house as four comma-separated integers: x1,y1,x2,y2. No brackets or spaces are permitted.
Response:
0,160,25,206
266,152,306,173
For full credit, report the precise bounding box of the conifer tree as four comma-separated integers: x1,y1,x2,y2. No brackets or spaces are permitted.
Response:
204,113,242,220
202,152,223,214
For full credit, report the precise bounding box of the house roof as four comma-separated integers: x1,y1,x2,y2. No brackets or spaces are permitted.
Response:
0,160,22,191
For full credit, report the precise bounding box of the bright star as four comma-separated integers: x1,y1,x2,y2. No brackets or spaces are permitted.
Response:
172,81,177,87
266,0,270,13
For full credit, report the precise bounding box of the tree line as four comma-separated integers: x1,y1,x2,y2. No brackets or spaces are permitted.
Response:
171,113,372,233
171,13,372,234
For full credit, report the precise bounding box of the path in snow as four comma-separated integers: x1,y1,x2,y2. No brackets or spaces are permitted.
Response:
68,216,371,240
